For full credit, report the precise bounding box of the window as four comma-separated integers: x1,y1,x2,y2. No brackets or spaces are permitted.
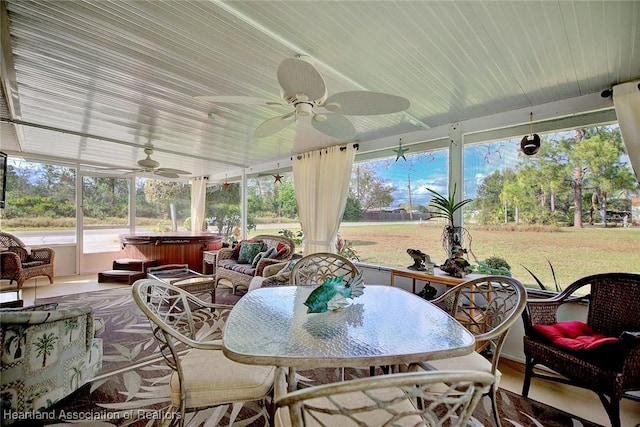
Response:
0,158,76,246
337,125,639,291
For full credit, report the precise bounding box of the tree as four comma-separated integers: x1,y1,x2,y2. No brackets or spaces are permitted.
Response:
350,165,394,211
143,179,190,229
571,128,636,227
276,182,298,218
343,195,363,221
474,170,512,224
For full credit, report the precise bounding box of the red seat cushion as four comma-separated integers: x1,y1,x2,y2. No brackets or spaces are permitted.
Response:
533,320,619,351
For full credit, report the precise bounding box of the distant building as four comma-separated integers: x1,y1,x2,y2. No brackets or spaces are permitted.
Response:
632,198,640,226
363,207,431,221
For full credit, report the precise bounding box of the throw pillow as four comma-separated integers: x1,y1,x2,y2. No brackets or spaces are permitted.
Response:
263,247,278,259
251,247,277,268
238,242,264,264
232,239,263,259
7,246,28,263
533,320,619,351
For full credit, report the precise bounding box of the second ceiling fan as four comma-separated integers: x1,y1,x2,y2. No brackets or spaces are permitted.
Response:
130,148,191,178
196,56,410,140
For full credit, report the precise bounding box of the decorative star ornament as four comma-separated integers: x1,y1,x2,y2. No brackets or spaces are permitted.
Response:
222,176,231,190
273,163,283,184
393,138,409,161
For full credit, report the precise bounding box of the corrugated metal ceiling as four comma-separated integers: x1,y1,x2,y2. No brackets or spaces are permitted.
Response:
0,0,637,181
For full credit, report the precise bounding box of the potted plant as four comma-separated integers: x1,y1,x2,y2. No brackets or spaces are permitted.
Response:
473,256,512,276
426,183,473,259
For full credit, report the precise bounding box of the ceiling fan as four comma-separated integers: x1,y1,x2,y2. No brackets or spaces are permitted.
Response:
113,148,192,178
195,56,410,140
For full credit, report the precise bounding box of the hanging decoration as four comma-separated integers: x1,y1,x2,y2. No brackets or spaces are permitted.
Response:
521,112,541,156
273,163,283,184
222,174,231,190
393,138,409,161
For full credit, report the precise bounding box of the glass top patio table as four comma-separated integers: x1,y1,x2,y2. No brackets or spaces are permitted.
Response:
222,285,475,369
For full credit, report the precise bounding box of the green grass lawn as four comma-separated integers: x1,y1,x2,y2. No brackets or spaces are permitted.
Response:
336,222,640,291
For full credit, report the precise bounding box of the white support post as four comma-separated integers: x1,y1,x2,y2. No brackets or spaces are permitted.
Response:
241,169,248,240
448,122,464,227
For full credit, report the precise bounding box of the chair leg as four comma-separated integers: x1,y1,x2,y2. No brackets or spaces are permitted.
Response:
597,392,621,427
489,385,502,427
521,356,534,397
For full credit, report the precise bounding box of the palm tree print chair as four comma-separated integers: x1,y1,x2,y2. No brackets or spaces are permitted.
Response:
0,304,103,420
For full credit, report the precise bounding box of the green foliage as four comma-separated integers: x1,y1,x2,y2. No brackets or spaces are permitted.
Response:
473,256,512,276
183,216,207,231
279,228,304,247
342,195,363,221
151,217,173,233
276,182,298,218
426,183,473,226
474,127,637,227
522,261,562,292
336,234,360,261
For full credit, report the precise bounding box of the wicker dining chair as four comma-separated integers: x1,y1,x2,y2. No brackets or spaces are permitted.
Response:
521,272,640,427
131,279,275,427
409,275,527,427
289,252,359,286
273,367,494,427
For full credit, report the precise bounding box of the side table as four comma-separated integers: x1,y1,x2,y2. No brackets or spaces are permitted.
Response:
0,289,24,308
202,250,219,275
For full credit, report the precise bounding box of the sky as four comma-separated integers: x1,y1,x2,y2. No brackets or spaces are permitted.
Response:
360,138,524,208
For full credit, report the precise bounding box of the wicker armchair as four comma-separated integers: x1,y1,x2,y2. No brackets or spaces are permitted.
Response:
215,234,295,294
131,279,275,427
273,367,494,427
0,231,55,289
409,275,527,427
521,272,640,427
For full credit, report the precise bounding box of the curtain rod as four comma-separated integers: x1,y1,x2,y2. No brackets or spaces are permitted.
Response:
601,82,640,98
292,143,359,160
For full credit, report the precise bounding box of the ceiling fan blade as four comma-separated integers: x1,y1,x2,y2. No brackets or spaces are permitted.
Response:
154,170,180,179
254,113,296,138
311,113,356,139
323,91,410,115
156,168,191,175
194,95,285,107
277,57,327,102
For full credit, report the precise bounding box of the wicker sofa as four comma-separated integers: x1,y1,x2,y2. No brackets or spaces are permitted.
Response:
0,231,55,289
0,304,103,420
215,234,295,294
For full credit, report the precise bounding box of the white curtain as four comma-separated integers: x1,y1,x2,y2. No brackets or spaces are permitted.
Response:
293,144,356,255
190,176,208,232
613,81,640,183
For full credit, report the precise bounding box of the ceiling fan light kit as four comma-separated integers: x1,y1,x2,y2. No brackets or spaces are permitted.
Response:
138,148,160,169
200,56,410,140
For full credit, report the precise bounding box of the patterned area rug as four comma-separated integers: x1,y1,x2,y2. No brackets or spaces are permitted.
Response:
11,287,602,427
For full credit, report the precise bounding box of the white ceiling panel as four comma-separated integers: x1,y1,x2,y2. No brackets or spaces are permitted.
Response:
0,0,637,181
